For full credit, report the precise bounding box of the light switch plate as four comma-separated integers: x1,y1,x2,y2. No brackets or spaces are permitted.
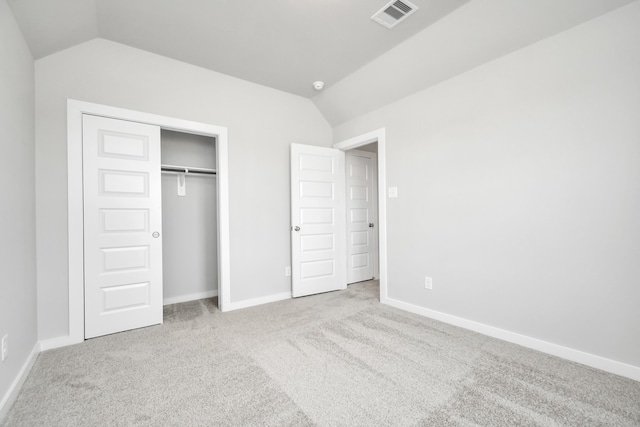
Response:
1,335,7,361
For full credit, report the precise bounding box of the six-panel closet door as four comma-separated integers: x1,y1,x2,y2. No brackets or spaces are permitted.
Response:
82,114,163,339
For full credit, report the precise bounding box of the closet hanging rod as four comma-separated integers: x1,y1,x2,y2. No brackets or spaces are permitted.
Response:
161,170,216,176
161,164,216,175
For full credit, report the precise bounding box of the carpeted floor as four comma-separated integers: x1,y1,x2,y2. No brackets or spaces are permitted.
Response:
2,281,639,426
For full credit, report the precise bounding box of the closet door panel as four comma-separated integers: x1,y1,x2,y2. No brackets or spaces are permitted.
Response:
83,114,163,339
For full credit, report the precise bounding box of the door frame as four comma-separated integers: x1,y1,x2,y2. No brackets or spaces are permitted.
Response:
333,128,388,303
67,99,231,344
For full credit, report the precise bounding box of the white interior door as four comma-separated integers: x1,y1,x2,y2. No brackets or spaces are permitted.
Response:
83,114,163,339
346,150,378,284
291,144,346,297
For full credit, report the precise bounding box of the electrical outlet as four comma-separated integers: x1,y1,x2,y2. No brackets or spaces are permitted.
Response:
285,266,291,277
424,277,433,290
1,335,7,362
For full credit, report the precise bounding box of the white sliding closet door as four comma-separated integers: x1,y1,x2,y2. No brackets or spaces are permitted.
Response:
83,114,163,339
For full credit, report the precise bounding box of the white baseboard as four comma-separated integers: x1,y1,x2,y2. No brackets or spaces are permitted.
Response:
163,290,218,306
226,292,291,311
39,334,83,352
0,343,40,422
382,296,640,382
39,290,220,353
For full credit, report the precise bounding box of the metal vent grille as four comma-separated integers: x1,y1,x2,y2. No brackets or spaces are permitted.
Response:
372,0,418,29
393,1,413,13
383,5,405,20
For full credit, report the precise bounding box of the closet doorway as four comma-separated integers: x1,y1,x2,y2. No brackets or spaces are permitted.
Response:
67,100,230,345
161,130,218,306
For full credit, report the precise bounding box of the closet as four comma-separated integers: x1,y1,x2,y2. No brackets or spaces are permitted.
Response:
75,105,228,341
161,130,218,305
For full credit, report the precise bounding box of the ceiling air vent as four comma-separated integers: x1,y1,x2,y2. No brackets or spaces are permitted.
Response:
371,0,419,29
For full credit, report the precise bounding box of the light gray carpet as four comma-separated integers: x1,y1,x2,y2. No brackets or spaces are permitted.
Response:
3,281,639,426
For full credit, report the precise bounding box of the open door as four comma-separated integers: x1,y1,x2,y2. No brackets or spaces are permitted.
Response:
290,144,346,297
83,114,163,338
346,150,378,284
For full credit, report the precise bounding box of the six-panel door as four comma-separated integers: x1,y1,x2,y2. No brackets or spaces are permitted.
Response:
83,114,163,339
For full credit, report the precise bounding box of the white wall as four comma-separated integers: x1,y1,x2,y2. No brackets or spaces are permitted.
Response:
0,0,37,414
35,38,332,340
161,130,217,303
334,2,640,368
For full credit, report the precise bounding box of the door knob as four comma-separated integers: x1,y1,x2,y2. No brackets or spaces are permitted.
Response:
152,231,160,238
369,223,374,228
293,226,300,232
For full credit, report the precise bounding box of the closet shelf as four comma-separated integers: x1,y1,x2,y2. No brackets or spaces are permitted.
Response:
161,164,216,175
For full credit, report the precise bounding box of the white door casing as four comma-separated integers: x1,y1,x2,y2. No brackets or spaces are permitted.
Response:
291,144,346,297
346,150,378,284
332,128,387,305
83,114,163,338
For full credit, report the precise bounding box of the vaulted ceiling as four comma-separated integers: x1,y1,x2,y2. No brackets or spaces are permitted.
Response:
7,0,636,125
7,0,469,97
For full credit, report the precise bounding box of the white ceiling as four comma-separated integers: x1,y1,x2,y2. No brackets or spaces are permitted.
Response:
7,0,636,124
315,0,638,125
7,0,469,98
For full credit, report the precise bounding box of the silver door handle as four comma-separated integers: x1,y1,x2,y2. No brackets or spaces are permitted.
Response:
293,226,300,232
369,223,374,228
152,231,160,238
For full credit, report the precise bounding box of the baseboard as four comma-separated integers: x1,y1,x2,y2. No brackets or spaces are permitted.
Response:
39,291,221,352
382,296,640,382
163,290,218,306
39,335,83,352
0,343,40,422
226,292,291,311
